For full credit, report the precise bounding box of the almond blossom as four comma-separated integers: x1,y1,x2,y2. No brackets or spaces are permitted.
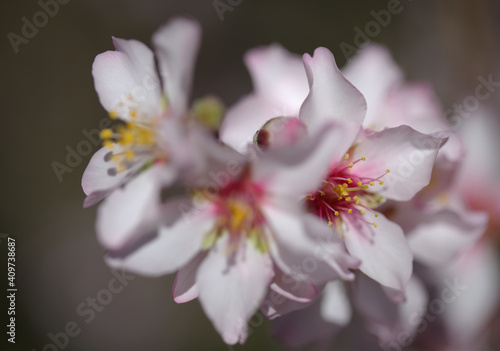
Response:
82,17,205,209
221,45,447,302
105,125,360,345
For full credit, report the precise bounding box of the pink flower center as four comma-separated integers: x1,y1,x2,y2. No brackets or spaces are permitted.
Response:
200,172,269,253
306,153,390,231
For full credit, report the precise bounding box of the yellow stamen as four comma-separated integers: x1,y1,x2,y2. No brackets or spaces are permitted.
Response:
103,140,114,149
345,153,350,159
100,129,113,140
125,150,135,160
108,110,118,119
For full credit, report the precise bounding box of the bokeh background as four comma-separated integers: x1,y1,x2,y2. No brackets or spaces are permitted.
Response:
1,0,500,350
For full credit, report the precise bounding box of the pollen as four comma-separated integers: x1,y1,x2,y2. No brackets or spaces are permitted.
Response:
103,140,114,149
360,209,365,215
100,129,113,140
108,110,118,119
344,153,350,159
386,169,390,173
369,181,374,186
372,222,378,228
361,157,366,161
125,150,135,160
349,163,354,168
357,181,363,186
130,110,138,118
379,181,384,185
348,209,352,214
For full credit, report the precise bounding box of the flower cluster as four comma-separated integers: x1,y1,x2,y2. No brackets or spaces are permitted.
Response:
82,18,491,347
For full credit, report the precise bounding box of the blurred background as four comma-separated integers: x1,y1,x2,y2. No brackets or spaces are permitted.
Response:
1,0,500,350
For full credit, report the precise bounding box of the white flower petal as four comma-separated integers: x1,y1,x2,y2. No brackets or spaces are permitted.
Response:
299,47,366,148
320,280,352,326
343,211,413,292
106,207,214,277
96,165,164,250
81,145,140,207
172,252,205,303
219,94,277,153
350,126,447,201
244,44,308,112
343,44,403,128
152,17,201,117
196,235,274,345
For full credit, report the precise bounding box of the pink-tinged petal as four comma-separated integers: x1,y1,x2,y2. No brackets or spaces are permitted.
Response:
92,51,137,112
349,126,447,201
407,207,488,267
320,280,352,327
439,241,500,346
302,213,361,283
92,48,161,120
299,47,366,147
96,165,175,250
152,17,201,117
270,267,318,303
172,252,205,303
253,124,348,198
353,274,428,347
245,44,308,112
342,44,403,128
260,292,312,320
196,235,274,345
263,204,358,282
456,109,500,219
81,146,141,208
343,211,413,292
396,277,428,342
219,94,277,153
111,36,163,116
376,83,464,162
105,207,214,277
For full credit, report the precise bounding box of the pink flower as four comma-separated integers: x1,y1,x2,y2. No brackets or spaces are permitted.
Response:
343,45,488,267
82,18,202,208
222,45,446,297
105,126,360,345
